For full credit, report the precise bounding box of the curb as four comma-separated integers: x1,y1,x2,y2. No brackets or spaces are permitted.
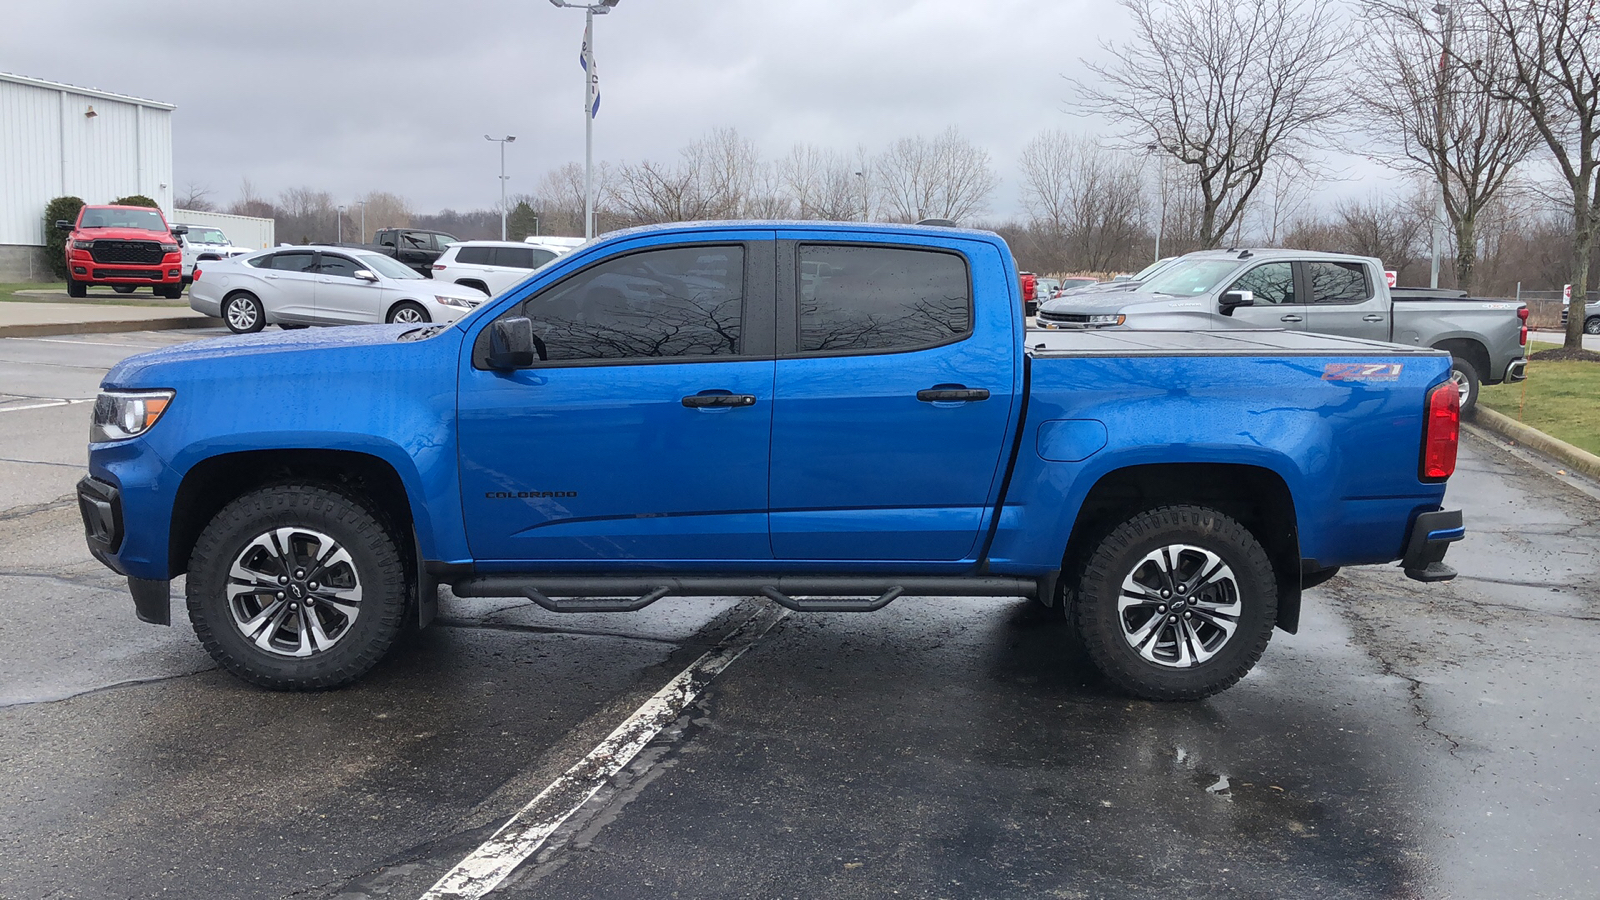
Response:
1470,405,1600,481
0,317,221,339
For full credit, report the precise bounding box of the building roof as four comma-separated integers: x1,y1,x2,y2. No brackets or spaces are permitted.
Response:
0,71,175,110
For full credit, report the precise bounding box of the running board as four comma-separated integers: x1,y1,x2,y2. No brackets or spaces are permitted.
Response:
449,575,1039,613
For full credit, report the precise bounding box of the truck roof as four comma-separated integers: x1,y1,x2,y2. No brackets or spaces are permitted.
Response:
1026,328,1450,357
1176,247,1382,265
589,219,1007,247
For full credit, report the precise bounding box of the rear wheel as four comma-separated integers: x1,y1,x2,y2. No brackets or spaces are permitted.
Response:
186,484,408,690
1586,315,1600,336
224,292,265,334
387,301,430,324
1448,357,1480,415
1075,505,1277,701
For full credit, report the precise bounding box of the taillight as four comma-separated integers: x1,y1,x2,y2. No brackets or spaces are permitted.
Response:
433,264,446,270
1421,381,1459,481
1517,306,1528,345
1517,306,1529,321
1520,326,1527,346
192,268,202,282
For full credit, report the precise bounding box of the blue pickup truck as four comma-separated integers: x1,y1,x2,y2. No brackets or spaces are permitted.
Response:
77,222,1465,701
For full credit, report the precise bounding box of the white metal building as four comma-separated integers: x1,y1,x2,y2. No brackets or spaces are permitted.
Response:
172,208,276,251
0,72,175,281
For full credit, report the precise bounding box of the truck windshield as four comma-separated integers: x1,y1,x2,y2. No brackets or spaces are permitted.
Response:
355,252,423,280
1142,260,1242,296
79,208,167,231
186,228,227,243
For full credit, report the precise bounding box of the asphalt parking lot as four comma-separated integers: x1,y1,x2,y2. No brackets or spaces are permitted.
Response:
0,328,1596,899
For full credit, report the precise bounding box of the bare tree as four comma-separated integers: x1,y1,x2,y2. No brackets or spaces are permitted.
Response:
1252,157,1315,246
1453,0,1600,350
357,191,413,240
1077,0,1351,248
532,163,601,236
1017,131,1147,271
780,144,868,220
1358,1,1538,292
176,182,216,211
228,177,275,220
874,127,999,224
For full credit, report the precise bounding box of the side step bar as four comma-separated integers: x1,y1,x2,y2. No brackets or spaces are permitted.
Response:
449,575,1040,614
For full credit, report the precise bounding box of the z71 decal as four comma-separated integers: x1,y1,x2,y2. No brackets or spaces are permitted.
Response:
1322,363,1404,381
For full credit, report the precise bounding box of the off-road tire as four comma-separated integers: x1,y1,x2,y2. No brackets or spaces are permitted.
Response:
1075,505,1277,702
186,483,407,690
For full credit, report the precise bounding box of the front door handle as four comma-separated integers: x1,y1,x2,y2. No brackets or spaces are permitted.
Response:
1280,314,1303,323
1363,314,1385,322
681,392,757,408
917,387,990,403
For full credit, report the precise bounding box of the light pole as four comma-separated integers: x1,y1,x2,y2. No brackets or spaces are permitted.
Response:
358,199,366,244
854,171,868,221
550,0,620,239
336,205,344,243
1145,144,1167,263
485,134,517,241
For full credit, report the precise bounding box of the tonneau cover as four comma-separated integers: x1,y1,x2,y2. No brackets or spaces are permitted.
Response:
1025,328,1449,358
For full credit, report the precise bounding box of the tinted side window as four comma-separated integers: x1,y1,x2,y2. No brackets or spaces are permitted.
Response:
267,251,316,272
1228,262,1296,305
1308,262,1372,304
530,249,557,268
456,246,492,266
491,247,536,269
797,245,970,354
519,245,745,362
316,254,360,278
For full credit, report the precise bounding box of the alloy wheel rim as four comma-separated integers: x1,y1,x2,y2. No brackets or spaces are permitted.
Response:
1450,369,1471,404
227,298,257,330
392,307,424,323
1117,543,1241,668
226,526,362,658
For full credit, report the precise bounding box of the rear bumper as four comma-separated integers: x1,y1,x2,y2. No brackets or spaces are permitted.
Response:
1400,508,1464,582
1504,357,1527,383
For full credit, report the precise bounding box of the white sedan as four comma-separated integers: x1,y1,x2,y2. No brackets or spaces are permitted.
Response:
189,246,488,333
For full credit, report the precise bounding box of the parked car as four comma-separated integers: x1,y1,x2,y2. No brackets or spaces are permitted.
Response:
176,225,251,283
57,205,185,298
1019,271,1040,315
433,240,565,296
1035,276,1062,300
1558,298,1600,335
188,245,488,333
84,220,1463,702
1051,276,1100,297
1035,248,1527,413
525,235,588,254
339,228,460,276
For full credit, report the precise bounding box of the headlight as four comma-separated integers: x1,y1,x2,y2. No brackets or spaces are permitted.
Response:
434,294,480,309
73,240,94,249
90,390,174,442
1084,314,1126,326
160,242,180,252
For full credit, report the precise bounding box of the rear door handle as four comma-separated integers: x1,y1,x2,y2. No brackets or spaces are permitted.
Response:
681,391,756,408
1279,314,1303,323
917,387,990,403
1363,314,1385,322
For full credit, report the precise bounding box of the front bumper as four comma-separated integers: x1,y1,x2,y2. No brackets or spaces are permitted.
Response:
1400,508,1464,582
78,475,172,625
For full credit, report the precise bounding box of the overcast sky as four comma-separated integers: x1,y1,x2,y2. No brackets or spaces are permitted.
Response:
4,0,1394,220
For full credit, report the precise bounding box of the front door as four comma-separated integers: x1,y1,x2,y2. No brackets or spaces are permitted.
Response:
313,252,383,324
1223,261,1308,331
768,237,1018,561
458,236,777,563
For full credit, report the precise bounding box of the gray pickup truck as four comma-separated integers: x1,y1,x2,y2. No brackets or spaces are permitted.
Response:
1035,248,1527,412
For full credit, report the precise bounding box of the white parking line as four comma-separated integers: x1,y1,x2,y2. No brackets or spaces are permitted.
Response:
0,398,92,413
7,337,168,349
420,602,788,900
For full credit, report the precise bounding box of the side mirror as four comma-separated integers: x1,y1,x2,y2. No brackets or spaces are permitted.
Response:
170,224,188,235
354,270,379,282
1219,290,1255,315
55,220,74,232
488,317,537,369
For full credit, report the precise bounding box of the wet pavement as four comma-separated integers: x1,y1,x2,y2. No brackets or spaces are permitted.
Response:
0,330,1596,899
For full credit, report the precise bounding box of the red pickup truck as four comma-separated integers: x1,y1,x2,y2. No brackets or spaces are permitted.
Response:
57,205,186,298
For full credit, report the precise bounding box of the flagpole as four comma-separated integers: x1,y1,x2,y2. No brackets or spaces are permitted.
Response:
584,8,594,240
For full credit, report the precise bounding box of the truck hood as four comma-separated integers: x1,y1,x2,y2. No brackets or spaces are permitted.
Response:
103,324,458,388
74,227,174,242
1036,289,1233,330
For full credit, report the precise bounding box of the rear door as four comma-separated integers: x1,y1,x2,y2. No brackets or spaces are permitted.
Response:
1303,260,1388,340
768,235,1017,561
1221,260,1309,331
257,249,319,322
457,234,778,563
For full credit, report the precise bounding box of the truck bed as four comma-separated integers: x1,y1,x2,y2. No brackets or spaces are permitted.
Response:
1025,328,1450,357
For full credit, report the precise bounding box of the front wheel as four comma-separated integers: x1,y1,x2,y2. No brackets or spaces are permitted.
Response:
66,278,87,298
386,301,430,324
186,484,408,690
223,292,265,334
1074,505,1277,701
